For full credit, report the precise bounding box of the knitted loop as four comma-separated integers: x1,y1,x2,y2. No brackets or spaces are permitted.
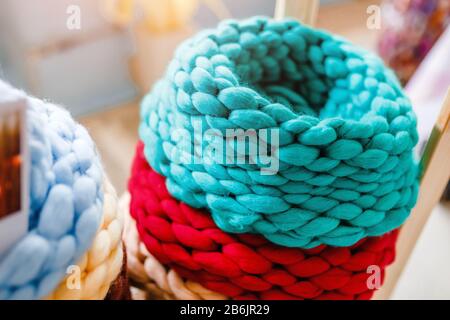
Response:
139,16,419,248
0,81,103,300
46,178,124,300
121,193,226,300
128,142,398,300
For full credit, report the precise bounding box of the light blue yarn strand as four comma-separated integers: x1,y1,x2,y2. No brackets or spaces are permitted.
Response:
0,81,103,300
139,17,419,249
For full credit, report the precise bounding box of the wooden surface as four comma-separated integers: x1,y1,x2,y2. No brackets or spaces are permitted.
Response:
79,102,139,194
317,0,381,50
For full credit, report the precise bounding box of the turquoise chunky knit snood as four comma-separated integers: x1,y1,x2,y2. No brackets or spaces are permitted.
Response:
139,17,419,249
0,81,103,299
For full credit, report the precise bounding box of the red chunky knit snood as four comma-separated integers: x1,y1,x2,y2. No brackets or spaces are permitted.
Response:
129,142,398,300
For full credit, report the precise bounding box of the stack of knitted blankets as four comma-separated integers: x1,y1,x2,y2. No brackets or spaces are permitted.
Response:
122,16,419,300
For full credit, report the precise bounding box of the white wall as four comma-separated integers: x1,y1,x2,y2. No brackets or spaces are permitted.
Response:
0,0,136,116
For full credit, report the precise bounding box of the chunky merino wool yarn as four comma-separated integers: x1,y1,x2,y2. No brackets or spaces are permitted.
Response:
0,81,103,300
128,143,398,300
47,179,124,300
139,16,419,248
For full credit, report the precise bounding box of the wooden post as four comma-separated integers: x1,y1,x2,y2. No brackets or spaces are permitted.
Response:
274,0,319,26
375,89,450,299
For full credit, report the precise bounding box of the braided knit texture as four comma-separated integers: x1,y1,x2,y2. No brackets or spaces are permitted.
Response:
139,16,419,248
46,178,124,300
129,142,398,300
0,80,103,299
121,193,227,300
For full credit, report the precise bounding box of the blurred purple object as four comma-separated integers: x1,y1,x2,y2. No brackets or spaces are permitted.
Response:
378,0,450,84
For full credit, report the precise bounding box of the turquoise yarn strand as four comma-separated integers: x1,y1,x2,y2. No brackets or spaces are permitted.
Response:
0,81,103,299
139,17,419,249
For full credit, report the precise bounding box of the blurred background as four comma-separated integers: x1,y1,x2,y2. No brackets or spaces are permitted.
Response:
0,0,449,299
0,0,381,191
0,0,376,117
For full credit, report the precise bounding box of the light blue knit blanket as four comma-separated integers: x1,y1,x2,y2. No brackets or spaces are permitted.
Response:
0,81,103,299
139,17,419,248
